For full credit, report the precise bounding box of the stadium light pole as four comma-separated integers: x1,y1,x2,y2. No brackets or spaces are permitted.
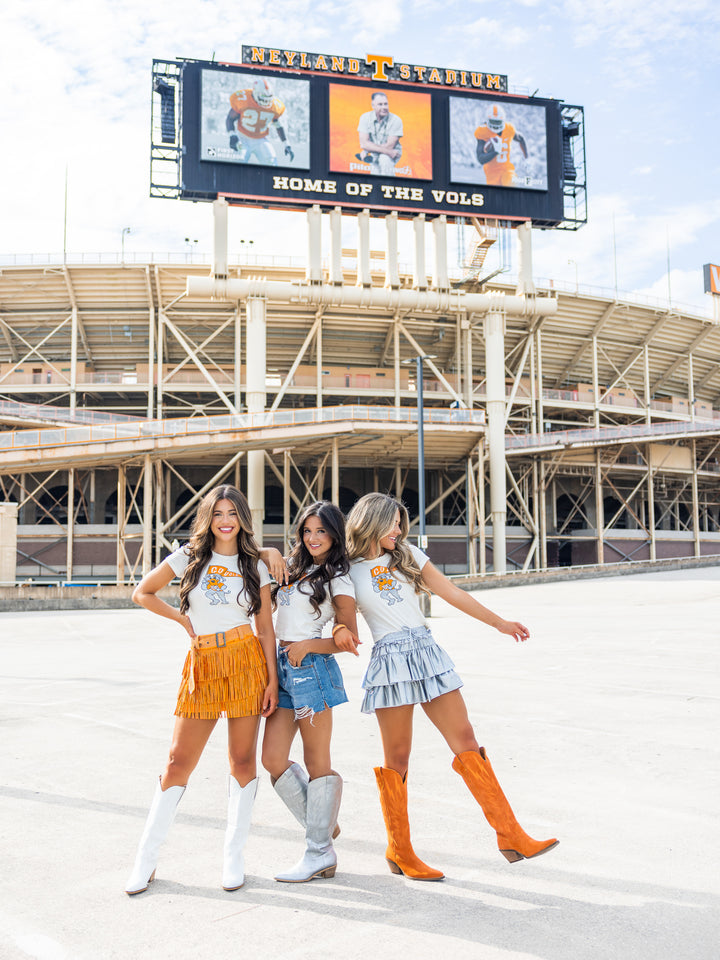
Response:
403,354,436,550
568,258,578,294
121,227,131,263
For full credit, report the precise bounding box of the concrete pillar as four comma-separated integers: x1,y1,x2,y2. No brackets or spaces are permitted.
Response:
246,297,267,542
357,209,371,286
393,320,401,407
484,311,507,573
213,197,229,278
67,468,74,581
143,454,153,575
316,318,323,408
329,207,343,284
688,353,695,422
432,215,449,289
70,307,78,414
283,451,291,552
691,439,700,557
89,470,96,524
147,268,155,420
154,460,164,565
157,311,164,420
331,438,339,505
463,318,473,409
306,205,323,283
413,215,427,289
536,329,545,432
516,221,536,296
234,304,242,412
592,336,600,428
0,502,18,583
595,448,604,565
478,442,486,575
116,465,126,585
385,212,400,288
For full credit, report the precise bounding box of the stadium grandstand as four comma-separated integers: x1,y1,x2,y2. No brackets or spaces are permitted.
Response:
2,224,720,584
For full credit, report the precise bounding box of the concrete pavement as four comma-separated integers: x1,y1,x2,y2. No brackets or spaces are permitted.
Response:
1,567,718,960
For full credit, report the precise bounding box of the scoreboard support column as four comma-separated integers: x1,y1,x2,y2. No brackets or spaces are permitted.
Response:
246,296,267,543
484,308,507,574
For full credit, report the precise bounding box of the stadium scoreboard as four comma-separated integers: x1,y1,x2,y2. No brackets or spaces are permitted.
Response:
152,46,586,228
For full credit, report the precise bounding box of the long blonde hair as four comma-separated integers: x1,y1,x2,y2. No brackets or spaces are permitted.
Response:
346,492,428,595
179,484,262,616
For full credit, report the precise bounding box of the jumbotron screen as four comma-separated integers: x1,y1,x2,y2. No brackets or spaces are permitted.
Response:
176,48,572,224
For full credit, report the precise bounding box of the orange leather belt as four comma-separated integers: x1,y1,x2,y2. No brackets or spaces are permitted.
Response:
193,623,254,650
189,623,255,694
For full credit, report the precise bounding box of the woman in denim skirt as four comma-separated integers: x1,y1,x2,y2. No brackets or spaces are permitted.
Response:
346,493,558,880
261,501,360,883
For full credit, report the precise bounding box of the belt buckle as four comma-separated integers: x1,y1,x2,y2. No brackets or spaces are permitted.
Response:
215,631,227,648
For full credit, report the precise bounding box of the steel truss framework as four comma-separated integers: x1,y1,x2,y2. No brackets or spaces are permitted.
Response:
2,232,720,582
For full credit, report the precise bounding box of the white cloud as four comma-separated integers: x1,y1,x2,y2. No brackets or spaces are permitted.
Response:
634,268,710,314
458,17,529,45
528,192,720,315
345,0,403,44
563,0,720,83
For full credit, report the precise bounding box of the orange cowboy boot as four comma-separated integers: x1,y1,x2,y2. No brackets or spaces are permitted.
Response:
374,766,444,881
452,748,559,863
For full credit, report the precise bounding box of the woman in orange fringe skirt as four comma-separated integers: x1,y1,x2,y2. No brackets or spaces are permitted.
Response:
125,484,278,895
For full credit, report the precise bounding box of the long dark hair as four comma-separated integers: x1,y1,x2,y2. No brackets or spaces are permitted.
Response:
275,501,350,617
179,484,262,617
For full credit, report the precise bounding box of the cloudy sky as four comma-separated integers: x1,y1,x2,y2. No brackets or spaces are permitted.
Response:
1,0,719,315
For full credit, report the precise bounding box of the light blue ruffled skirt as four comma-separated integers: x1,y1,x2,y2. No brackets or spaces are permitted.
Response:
361,625,463,714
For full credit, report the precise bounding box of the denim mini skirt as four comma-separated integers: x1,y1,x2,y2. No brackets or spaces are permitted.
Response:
361,625,463,714
277,647,349,720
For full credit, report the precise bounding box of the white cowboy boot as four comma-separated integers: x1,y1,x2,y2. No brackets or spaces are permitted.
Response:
273,762,340,839
222,775,258,891
125,780,185,895
275,773,342,883
272,762,308,826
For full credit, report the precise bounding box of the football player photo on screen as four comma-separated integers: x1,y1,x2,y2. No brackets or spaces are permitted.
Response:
200,70,311,169
449,97,548,190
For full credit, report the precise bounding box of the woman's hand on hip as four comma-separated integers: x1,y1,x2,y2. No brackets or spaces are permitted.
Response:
287,641,309,668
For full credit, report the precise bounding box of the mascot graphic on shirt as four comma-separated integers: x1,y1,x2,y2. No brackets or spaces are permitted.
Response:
371,565,403,605
277,584,295,606
201,564,242,605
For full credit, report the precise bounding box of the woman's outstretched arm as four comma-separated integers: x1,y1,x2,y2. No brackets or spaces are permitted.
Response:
420,562,529,643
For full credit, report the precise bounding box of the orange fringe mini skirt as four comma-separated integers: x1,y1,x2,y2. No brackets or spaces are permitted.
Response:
175,623,268,720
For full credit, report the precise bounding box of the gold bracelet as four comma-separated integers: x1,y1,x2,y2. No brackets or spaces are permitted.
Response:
331,623,347,636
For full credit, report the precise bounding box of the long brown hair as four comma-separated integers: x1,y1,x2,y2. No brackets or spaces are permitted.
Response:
273,501,350,617
346,492,429,596
179,484,262,616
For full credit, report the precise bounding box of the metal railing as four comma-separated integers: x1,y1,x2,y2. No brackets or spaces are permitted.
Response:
0,399,142,425
0,404,486,452
506,418,720,451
